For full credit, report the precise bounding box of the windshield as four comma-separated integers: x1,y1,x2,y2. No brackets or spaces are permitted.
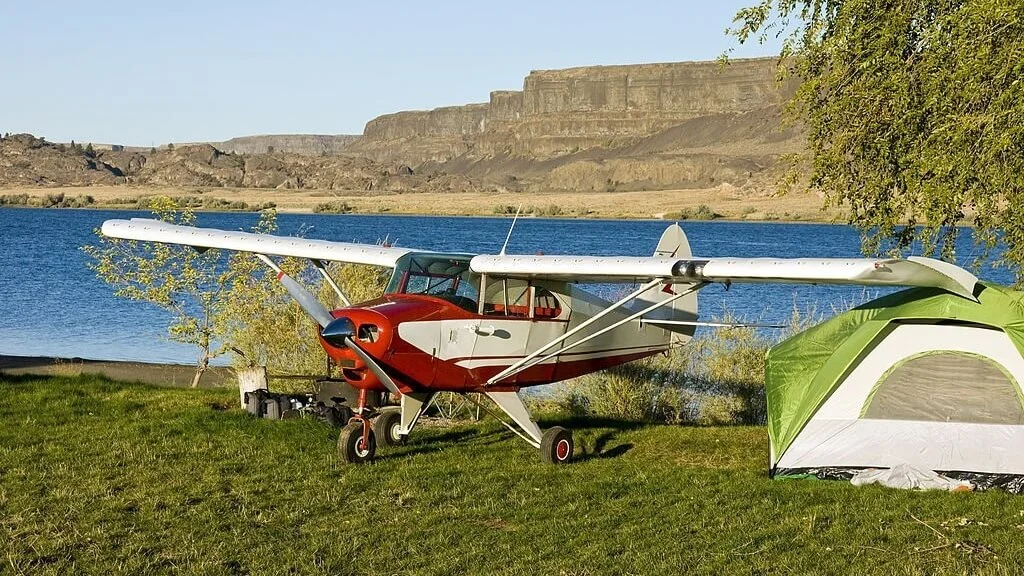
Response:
386,254,479,312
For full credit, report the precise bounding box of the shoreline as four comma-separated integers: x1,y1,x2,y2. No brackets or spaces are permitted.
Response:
0,184,841,223
0,354,234,388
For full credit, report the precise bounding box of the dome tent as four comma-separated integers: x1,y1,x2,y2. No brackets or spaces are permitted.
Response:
766,283,1024,492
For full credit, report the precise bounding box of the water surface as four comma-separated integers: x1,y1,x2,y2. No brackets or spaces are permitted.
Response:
0,208,1010,364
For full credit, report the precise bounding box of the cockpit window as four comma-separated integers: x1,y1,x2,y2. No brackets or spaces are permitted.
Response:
386,254,479,312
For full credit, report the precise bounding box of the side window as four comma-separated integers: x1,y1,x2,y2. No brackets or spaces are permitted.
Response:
481,280,562,319
533,287,562,319
483,278,531,317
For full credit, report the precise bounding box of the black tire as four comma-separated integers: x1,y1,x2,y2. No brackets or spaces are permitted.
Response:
540,426,574,464
324,405,353,428
374,409,405,447
338,421,376,464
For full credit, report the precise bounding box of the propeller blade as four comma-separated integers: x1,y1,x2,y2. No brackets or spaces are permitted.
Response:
278,273,334,329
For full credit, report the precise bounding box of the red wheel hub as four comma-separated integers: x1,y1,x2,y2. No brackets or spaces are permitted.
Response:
556,439,570,460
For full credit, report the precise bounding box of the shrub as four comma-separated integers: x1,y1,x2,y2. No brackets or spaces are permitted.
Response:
554,309,821,426
313,201,353,214
0,194,29,206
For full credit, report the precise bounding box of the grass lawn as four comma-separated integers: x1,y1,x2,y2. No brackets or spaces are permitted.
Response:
2,374,1022,575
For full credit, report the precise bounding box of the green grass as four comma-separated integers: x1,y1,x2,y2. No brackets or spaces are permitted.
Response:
3,374,1024,575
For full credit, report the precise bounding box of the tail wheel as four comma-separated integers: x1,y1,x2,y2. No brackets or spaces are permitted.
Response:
374,408,405,448
339,421,376,464
540,426,574,464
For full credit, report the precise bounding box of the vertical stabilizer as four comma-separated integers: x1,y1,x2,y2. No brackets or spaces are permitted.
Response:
637,224,699,343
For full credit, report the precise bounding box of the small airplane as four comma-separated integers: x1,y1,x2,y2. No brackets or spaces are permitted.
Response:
101,217,978,464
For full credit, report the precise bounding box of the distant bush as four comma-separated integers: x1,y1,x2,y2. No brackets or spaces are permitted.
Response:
313,201,353,214
128,195,256,212
667,204,721,221
6,193,97,209
531,204,563,217
0,194,30,206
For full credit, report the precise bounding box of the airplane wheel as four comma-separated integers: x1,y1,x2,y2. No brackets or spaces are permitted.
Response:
339,422,376,464
540,427,574,464
374,408,405,447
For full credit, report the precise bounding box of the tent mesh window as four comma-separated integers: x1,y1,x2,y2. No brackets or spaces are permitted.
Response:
862,351,1024,424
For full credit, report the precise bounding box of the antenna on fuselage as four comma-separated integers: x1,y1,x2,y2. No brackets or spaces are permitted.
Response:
499,205,523,256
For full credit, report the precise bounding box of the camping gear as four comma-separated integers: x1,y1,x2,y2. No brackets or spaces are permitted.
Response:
767,283,1024,493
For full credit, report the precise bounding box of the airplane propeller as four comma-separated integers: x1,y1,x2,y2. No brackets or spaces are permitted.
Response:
275,269,402,396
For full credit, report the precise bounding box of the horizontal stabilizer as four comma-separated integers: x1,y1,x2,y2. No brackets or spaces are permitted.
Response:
101,219,415,268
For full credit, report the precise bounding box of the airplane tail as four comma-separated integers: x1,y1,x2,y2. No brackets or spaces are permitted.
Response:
636,224,699,343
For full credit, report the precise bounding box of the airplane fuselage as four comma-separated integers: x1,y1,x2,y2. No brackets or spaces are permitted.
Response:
320,291,678,394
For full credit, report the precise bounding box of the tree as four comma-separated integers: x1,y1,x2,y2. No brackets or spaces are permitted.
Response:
84,196,234,387
84,143,95,158
86,202,389,388
215,211,387,384
730,1,1024,278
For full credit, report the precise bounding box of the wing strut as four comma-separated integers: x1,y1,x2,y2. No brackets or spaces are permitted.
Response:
486,278,662,385
312,259,351,307
488,282,707,386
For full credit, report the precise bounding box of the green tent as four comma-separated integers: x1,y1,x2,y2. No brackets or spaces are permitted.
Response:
766,283,1024,491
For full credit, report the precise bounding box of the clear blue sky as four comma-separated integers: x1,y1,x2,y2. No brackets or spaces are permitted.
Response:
1,0,782,146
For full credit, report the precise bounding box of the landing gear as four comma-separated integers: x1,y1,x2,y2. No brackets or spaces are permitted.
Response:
374,408,405,447
540,426,574,464
483,391,575,464
339,421,376,464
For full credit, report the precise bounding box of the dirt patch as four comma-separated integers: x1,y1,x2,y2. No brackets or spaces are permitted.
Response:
0,355,234,388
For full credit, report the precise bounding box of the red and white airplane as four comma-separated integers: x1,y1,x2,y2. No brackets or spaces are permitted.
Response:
101,218,978,464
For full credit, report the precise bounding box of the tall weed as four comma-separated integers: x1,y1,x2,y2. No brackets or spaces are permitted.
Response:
556,307,822,425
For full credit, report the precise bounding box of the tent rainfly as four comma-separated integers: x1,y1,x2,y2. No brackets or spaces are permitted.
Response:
766,283,1024,493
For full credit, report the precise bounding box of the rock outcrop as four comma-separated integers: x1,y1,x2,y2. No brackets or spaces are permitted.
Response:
213,134,360,156
348,58,795,162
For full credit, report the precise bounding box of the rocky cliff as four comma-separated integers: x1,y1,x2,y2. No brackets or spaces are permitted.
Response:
213,134,361,155
347,57,800,193
349,58,793,160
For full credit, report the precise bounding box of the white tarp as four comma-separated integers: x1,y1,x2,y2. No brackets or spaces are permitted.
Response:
851,464,974,492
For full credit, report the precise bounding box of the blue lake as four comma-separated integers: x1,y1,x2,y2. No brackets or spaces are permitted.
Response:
0,207,1012,364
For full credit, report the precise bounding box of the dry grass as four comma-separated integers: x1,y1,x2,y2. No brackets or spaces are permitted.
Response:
0,184,843,221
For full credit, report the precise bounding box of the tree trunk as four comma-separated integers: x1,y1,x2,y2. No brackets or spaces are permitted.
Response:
191,354,210,388
237,366,269,408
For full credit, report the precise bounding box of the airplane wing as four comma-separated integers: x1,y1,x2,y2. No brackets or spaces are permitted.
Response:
100,218,417,268
469,254,979,300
